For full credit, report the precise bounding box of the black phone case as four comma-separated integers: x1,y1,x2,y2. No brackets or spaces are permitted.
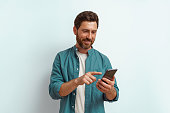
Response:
102,69,117,81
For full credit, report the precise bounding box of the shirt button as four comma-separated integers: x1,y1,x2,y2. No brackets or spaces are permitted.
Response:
72,105,74,109
77,68,78,71
73,93,75,95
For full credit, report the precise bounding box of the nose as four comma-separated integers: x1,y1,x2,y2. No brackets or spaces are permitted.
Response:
87,32,92,39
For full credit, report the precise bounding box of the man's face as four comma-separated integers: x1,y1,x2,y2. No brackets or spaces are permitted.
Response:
74,21,97,49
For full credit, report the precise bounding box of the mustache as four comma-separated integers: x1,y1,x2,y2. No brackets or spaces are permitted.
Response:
82,38,92,42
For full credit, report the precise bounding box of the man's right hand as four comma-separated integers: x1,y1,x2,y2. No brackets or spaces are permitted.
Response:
75,72,102,85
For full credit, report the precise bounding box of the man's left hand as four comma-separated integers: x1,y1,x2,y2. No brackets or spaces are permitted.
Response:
96,77,115,94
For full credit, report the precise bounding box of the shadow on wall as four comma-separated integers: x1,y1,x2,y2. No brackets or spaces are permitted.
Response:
32,47,66,113
36,72,60,113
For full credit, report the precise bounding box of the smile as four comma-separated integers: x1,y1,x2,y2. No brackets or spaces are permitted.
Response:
83,40,91,45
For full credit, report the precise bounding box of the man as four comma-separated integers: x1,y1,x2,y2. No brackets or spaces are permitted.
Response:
49,11,119,113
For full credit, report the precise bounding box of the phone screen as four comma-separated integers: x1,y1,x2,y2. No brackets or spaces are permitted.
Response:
102,69,117,81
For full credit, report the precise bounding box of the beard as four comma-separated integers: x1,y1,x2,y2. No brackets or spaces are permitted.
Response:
76,33,95,49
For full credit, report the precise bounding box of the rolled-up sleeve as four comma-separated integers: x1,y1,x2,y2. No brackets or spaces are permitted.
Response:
49,53,64,100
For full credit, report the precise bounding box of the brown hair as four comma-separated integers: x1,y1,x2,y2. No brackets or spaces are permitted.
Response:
74,11,99,30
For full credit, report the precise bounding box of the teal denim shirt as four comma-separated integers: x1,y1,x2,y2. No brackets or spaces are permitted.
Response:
49,45,119,113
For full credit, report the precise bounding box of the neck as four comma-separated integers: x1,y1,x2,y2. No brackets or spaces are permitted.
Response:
75,43,91,54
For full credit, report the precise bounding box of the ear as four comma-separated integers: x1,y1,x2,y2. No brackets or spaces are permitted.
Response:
73,26,77,35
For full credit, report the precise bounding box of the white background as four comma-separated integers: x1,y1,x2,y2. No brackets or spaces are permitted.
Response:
0,0,170,113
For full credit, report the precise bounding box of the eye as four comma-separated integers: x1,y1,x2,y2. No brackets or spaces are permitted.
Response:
92,31,96,34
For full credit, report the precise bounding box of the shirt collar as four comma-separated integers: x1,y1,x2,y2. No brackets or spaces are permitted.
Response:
73,45,94,56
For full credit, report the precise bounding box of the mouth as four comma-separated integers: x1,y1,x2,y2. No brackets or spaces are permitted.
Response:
83,40,91,45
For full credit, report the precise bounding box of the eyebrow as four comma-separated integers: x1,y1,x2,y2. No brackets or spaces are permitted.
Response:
82,29,97,32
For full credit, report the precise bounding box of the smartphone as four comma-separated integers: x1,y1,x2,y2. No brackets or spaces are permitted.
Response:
102,69,117,81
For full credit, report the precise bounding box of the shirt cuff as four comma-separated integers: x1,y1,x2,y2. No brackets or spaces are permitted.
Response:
103,87,119,102
53,82,64,99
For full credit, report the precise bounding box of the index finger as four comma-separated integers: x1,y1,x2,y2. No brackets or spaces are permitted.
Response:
90,72,102,75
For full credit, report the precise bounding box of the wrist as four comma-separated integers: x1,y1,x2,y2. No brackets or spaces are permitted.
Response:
105,87,117,100
74,78,79,86
106,87,115,95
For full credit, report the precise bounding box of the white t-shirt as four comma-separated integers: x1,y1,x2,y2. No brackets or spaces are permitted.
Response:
75,51,87,113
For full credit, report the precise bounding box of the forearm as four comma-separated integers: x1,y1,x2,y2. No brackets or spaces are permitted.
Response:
59,78,79,97
105,87,117,100
59,72,101,97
